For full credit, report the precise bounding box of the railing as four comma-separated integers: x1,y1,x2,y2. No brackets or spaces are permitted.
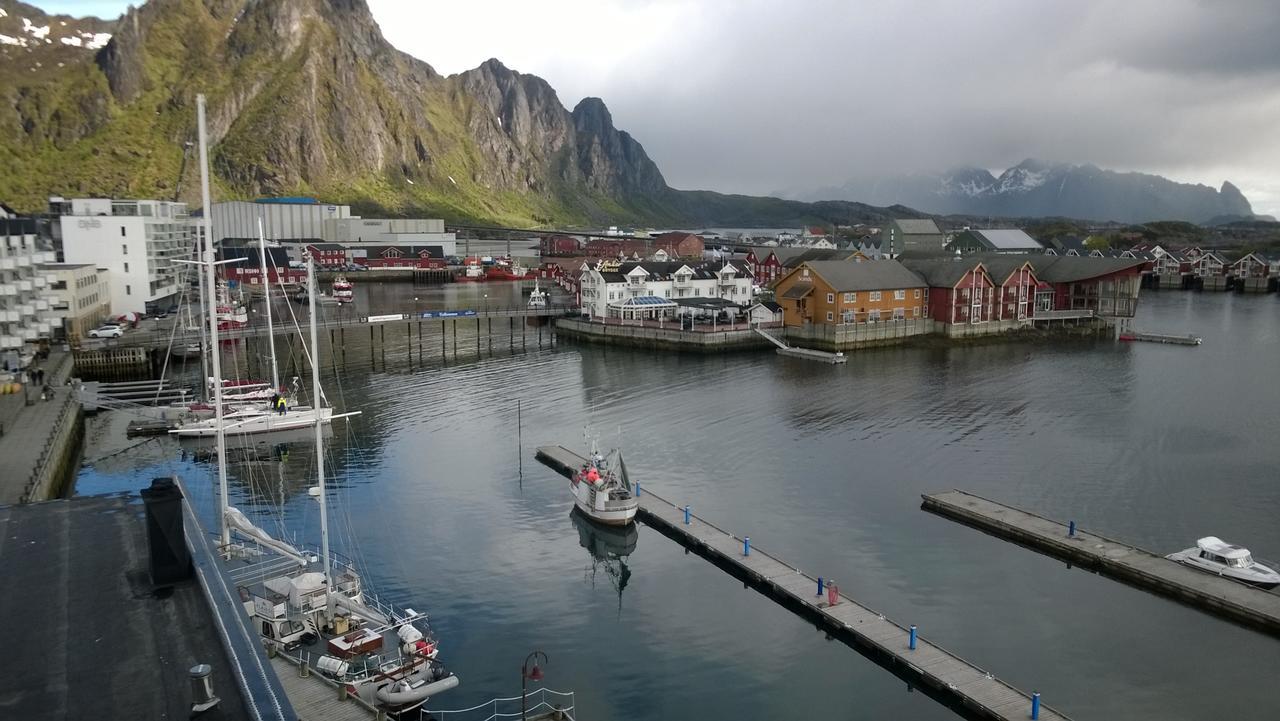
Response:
428,688,576,721
1033,309,1096,320
20,386,78,502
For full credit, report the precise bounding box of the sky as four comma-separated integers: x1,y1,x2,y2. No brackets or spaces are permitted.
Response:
36,0,1280,216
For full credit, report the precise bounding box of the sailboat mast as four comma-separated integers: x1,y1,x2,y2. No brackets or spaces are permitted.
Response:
197,94,231,548
195,233,209,402
308,253,332,594
257,218,280,391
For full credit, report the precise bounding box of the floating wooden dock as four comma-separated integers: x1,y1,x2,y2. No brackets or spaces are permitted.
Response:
753,328,848,363
922,490,1280,638
536,446,1069,721
1119,331,1201,345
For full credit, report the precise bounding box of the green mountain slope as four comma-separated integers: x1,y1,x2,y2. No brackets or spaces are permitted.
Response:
0,0,911,227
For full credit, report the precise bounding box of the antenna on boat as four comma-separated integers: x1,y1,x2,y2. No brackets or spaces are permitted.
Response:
308,251,333,599
257,218,280,392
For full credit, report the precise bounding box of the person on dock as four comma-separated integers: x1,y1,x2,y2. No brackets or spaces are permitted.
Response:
275,396,287,416
270,391,280,410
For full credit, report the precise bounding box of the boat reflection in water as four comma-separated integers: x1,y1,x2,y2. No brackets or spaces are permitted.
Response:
570,507,637,613
178,425,327,462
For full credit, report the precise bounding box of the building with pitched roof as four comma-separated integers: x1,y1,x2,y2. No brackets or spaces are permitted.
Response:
1027,255,1145,317
578,259,754,318
880,219,945,255
947,228,1044,254
901,258,999,328
773,260,928,326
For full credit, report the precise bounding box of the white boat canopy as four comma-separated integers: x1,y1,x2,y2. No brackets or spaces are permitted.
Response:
1196,536,1252,559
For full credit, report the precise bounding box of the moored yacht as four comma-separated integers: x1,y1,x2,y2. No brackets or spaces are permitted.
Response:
1166,536,1280,589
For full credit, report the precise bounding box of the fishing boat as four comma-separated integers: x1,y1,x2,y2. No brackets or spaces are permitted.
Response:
332,275,354,304
215,280,249,329
570,435,638,526
187,93,457,715
1165,536,1280,589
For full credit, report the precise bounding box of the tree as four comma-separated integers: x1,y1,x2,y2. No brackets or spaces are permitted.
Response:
1084,235,1111,251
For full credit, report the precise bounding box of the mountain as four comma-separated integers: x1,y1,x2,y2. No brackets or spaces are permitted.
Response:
802,160,1254,224
0,0,906,228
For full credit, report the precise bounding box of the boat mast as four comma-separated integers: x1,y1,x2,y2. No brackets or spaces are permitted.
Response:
194,257,209,402
257,218,280,391
197,93,231,548
308,252,332,595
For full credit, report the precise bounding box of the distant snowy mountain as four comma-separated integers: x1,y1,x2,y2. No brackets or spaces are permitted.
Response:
801,160,1254,224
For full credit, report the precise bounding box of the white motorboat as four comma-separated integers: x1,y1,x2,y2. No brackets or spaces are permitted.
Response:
570,437,638,526
169,404,342,436
1166,536,1280,589
332,275,354,304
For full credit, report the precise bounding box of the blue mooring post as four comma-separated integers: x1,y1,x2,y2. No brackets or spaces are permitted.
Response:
684,505,690,524
1031,692,1040,720
743,536,751,556
635,481,640,496
1068,520,1075,537
817,577,824,595
909,625,917,650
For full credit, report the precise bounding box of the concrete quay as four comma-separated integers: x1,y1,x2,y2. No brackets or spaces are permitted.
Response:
0,351,83,504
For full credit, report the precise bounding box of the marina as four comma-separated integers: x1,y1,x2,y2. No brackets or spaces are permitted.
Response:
921,490,1280,637
537,445,1070,721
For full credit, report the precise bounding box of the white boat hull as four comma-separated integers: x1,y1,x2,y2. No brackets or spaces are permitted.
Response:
571,481,638,526
169,407,333,436
1165,548,1280,589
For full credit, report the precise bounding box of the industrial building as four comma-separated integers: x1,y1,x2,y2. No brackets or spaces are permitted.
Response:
210,197,352,244
38,263,111,341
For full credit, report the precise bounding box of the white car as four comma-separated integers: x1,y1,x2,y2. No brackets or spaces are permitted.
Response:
88,325,124,339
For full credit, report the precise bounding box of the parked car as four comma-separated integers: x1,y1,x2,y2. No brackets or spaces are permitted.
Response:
88,325,124,339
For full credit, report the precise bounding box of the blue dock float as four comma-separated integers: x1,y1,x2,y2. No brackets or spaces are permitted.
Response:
535,445,1071,721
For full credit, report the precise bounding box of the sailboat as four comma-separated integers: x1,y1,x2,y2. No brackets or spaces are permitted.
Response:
171,221,354,436
185,94,457,714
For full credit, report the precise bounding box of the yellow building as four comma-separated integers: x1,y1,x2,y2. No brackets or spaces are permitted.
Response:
774,260,927,325
39,263,111,341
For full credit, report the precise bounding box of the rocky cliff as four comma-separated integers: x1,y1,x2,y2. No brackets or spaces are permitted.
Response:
0,0,899,227
801,159,1255,224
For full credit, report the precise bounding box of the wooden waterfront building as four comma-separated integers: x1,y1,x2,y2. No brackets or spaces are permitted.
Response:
774,259,927,326
902,259,998,328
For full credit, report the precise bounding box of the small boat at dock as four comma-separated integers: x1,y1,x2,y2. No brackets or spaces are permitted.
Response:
332,275,354,303
570,437,638,526
1166,536,1280,589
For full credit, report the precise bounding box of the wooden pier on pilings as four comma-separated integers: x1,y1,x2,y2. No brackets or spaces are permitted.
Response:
535,445,1070,721
921,490,1280,638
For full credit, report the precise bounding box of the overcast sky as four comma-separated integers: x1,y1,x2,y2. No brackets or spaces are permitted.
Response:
41,0,1280,215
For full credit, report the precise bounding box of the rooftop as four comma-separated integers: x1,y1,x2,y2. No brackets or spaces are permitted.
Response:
0,491,292,721
893,218,942,235
803,259,928,292
969,229,1043,250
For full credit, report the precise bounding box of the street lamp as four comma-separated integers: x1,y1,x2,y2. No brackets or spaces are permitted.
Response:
521,650,548,720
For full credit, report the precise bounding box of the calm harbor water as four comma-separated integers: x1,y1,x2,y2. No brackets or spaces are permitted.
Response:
78,288,1280,720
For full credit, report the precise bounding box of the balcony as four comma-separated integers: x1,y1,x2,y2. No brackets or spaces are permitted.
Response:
18,303,35,317
20,327,37,341
17,279,33,292
35,251,56,263
0,258,14,270
0,284,16,296
36,321,51,334
33,275,47,288
0,335,22,351
34,298,49,311
0,311,18,322
673,275,692,286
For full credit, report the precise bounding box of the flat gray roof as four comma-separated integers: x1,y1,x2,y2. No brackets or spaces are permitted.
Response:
0,494,263,721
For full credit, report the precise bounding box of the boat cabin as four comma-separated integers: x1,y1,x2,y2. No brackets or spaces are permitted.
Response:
1197,536,1254,568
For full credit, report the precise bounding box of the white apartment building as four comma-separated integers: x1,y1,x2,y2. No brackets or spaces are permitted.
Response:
58,198,189,315
1,208,61,363
38,263,111,340
578,259,755,319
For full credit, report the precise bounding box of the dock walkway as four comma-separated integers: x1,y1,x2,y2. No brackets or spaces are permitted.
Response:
536,445,1069,721
922,490,1280,637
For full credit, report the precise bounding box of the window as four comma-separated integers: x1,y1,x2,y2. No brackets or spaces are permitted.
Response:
826,311,833,322
869,291,882,301
913,306,920,317
120,227,126,238
842,310,854,323
868,309,881,322
893,307,905,320
121,244,128,255
826,293,834,303
125,284,131,295
843,292,854,303
123,262,129,273
894,289,905,300
914,289,920,298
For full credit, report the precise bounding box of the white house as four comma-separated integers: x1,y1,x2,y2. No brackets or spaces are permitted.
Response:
58,198,190,315
1193,251,1228,277
747,301,783,325
578,260,755,319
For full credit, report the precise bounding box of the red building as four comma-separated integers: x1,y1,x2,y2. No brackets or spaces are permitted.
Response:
980,257,1040,321
1028,256,1145,317
539,234,582,256
903,259,997,325
746,249,783,286
585,238,648,258
355,245,448,269
652,232,705,258
306,243,348,269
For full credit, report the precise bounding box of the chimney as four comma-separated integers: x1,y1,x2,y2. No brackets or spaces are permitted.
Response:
140,477,193,586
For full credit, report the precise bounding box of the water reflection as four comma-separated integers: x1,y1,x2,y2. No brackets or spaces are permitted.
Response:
569,508,637,615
